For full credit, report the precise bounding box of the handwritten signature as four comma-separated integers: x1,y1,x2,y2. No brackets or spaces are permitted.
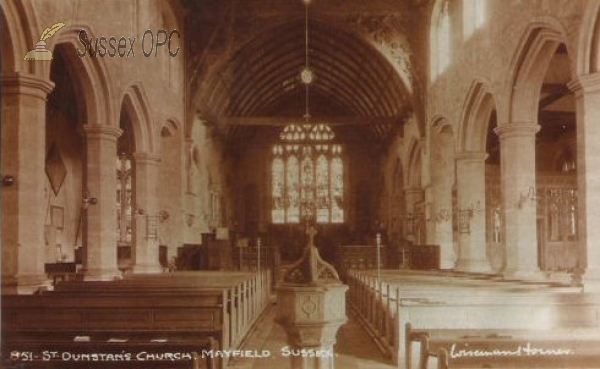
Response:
449,343,574,358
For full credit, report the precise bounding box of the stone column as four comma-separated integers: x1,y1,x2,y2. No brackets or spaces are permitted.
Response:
81,125,122,280
569,74,600,291
1,73,54,293
132,152,162,273
455,151,490,273
404,187,423,242
494,124,540,278
432,182,455,269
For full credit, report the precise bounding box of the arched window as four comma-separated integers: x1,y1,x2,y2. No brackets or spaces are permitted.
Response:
271,124,344,224
463,0,487,38
431,0,451,79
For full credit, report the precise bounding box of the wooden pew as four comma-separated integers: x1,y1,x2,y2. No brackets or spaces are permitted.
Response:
2,292,222,369
51,270,272,350
346,270,597,369
406,324,600,369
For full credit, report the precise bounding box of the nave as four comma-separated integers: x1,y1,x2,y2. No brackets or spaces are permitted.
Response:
228,304,396,369
4,266,599,369
4,0,600,368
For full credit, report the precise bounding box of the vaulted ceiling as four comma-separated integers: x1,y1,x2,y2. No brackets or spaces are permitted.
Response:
183,0,429,147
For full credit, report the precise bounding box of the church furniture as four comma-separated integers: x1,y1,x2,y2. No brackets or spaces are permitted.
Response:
117,244,132,272
406,324,600,369
346,269,598,369
44,261,78,285
48,270,272,353
2,292,221,369
334,244,398,279
202,233,233,270
275,224,349,369
407,244,440,270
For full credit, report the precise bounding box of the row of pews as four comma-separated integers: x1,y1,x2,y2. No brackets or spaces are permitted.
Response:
347,269,600,369
2,270,272,369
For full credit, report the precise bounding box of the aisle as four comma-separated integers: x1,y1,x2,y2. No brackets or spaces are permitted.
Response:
227,302,396,369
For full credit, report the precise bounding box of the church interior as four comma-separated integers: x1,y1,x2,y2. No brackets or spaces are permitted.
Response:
2,0,600,368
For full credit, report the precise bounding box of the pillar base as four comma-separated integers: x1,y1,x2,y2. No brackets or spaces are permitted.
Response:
454,258,491,274
132,263,164,274
1,274,18,294
502,268,545,282
1,274,49,294
82,268,122,281
582,268,600,292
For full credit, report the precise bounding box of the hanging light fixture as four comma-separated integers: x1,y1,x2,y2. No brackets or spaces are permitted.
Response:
279,0,335,144
273,0,343,225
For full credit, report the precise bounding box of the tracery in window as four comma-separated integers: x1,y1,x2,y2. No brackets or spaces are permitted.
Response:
271,124,344,224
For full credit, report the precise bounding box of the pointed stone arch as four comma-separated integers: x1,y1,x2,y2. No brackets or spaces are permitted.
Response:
121,83,157,154
0,0,40,74
459,79,497,153
576,0,600,75
406,138,423,188
506,19,570,124
50,25,115,128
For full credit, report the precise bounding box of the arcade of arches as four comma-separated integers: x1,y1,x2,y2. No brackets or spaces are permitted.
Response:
3,0,600,294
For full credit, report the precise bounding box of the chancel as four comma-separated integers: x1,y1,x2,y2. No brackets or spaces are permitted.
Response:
2,0,600,368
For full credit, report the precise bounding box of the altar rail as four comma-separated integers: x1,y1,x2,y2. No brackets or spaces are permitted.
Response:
347,270,596,369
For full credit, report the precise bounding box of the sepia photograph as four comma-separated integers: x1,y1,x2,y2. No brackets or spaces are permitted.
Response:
1,0,600,368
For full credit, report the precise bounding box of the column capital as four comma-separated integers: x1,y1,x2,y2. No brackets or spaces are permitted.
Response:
81,125,123,140
567,73,600,96
455,151,488,163
132,152,161,164
0,72,54,99
494,123,540,139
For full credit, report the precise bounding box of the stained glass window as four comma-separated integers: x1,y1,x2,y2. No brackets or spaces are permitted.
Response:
271,124,343,224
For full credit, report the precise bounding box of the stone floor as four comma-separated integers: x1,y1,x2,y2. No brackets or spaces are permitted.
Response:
227,301,397,369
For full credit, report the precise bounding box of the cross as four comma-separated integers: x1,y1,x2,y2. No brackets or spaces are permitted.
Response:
306,225,317,247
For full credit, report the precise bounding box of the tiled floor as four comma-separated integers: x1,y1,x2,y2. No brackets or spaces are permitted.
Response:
227,301,397,369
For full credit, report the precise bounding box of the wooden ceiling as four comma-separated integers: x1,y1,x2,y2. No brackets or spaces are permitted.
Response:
183,0,426,147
